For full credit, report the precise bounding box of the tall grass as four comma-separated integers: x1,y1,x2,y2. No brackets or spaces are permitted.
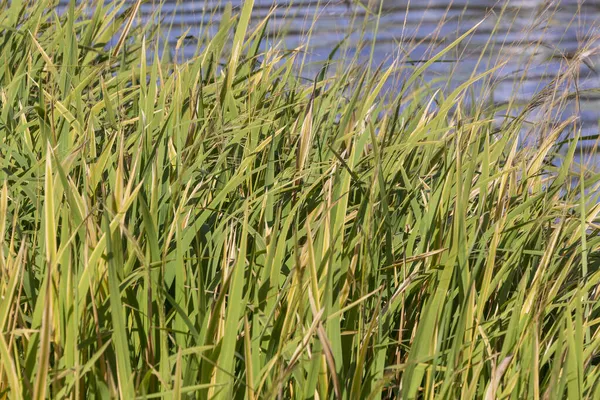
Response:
1,0,600,398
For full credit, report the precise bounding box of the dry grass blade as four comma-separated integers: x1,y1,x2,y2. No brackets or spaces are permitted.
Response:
484,355,514,400
112,0,142,58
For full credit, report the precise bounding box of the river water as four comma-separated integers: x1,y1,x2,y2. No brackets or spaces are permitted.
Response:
64,1,600,153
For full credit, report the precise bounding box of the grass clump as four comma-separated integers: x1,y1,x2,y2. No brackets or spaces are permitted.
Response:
1,0,600,399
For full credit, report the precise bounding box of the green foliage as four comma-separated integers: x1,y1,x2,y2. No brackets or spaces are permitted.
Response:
1,1,599,399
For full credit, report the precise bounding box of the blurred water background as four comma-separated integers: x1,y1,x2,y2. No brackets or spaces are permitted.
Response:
60,0,600,161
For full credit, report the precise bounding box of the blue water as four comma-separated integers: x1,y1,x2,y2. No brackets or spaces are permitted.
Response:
61,0,600,154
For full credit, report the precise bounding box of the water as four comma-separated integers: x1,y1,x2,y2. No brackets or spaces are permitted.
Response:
63,0,600,151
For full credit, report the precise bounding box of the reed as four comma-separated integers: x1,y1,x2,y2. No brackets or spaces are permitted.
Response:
0,0,599,398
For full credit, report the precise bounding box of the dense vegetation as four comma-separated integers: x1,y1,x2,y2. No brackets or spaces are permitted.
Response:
1,0,600,398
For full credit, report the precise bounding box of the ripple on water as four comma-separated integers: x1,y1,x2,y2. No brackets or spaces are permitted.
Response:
57,0,599,154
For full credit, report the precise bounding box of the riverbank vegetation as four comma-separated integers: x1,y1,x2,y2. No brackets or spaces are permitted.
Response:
1,0,600,398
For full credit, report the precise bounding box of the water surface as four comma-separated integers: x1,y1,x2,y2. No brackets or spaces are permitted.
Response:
63,1,600,151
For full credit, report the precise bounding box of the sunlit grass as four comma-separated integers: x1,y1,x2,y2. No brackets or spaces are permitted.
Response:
1,0,600,399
